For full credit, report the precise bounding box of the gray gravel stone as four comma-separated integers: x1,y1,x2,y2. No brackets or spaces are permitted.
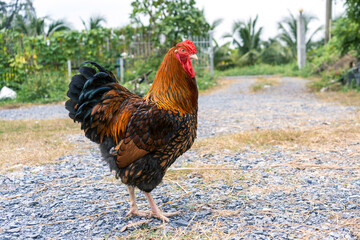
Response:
174,219,189,227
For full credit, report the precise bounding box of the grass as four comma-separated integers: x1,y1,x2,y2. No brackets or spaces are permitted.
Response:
315,89,360,106
192,116,360,153
0,118,85,172
0,71,69,106
250,76,281,92
0,101,66,110
219,63,314,79
164,114,360,187
123,221,236,240
195,69,218,91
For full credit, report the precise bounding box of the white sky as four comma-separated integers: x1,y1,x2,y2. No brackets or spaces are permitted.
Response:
32,0,346,44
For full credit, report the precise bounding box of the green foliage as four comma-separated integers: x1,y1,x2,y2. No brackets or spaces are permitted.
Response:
46,19,71,36
219,62,313,78
345,0,360,23
130,0,210,47
213,42,234,70
261,38,292,65
306,37,342,73
331,17,360,57
18,71,67,102
195,68,217,91
0,0,35,30
81,15,107,30
0,0,216,105
1,1,71,36
0,27,142,87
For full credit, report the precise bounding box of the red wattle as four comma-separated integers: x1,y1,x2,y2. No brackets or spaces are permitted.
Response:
175,53,195,79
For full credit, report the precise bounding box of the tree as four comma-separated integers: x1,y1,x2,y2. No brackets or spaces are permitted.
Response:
260,38,291,65
13,11,45,36
1,0,70,36
13,10,71,36
332,17,360,56
213,42,233,70
0,0,35,30
277,11,322,59
46,19,71,36
130,0,210,47
81,15,107,30
224,15,263,65
344,0,360,23
210,18,223,31
339,0,360,56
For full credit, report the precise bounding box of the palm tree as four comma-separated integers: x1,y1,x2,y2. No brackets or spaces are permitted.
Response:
14,12,71,37
13,11,45,36
213,42,234,70
224,15,263,65
278,11,323,59
81,15,107,30
210,18,223,31
46,19,71,36
261,38,292,64
0,0,35,30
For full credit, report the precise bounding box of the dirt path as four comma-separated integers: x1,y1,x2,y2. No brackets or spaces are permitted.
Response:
0,77,359,239
198,76,358,137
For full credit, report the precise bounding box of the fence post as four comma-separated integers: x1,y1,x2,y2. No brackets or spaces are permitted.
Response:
67,60,72,79
325,0,332,44
297,10,306,69
120,57,124,83
116,58,120,78
209,31,214,77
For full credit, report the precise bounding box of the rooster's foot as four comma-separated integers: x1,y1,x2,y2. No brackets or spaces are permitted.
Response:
109,147,117,155
126,209,149,218
147,211,180,223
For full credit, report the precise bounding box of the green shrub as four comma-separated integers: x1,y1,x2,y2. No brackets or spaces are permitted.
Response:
219,63,313,78
196,69,217,91
17,71,68,103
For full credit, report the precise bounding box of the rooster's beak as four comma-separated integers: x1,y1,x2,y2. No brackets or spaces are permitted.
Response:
190,54,198,60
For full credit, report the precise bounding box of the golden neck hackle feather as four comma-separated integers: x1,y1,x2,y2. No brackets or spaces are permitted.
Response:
144,47,198,115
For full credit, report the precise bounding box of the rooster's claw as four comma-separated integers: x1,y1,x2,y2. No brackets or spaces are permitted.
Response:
109,147,117,155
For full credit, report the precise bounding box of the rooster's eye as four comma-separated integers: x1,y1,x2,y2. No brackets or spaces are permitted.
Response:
181,49,185,52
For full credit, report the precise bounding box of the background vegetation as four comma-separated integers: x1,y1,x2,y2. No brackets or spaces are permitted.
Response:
0,0,359,104
215,0,359,92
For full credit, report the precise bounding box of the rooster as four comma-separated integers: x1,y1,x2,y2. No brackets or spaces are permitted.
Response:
65,40,198,222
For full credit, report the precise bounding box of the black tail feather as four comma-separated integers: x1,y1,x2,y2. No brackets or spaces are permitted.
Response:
65,61,117,124
65,100,76,119
67,74,86,102
83,61,107,72
79,66,96,80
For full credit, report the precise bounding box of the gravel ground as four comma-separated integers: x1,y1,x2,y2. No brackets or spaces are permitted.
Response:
198,76,358,137
0,104,68,120
0,76,359,239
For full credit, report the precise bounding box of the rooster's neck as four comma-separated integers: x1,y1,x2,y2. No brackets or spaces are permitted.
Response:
144,50,198,114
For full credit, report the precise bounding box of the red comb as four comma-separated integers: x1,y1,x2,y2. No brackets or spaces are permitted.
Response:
176,39,197,54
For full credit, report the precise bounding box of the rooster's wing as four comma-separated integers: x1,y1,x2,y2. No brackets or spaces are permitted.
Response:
67,62,181,169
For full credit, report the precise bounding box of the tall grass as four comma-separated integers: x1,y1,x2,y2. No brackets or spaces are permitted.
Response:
196,69,217,91
18,71,69,103
219,63,314,78
0,71,69,106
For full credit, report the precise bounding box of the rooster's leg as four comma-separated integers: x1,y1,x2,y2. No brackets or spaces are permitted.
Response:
143,191,180,222
126,186,148,217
